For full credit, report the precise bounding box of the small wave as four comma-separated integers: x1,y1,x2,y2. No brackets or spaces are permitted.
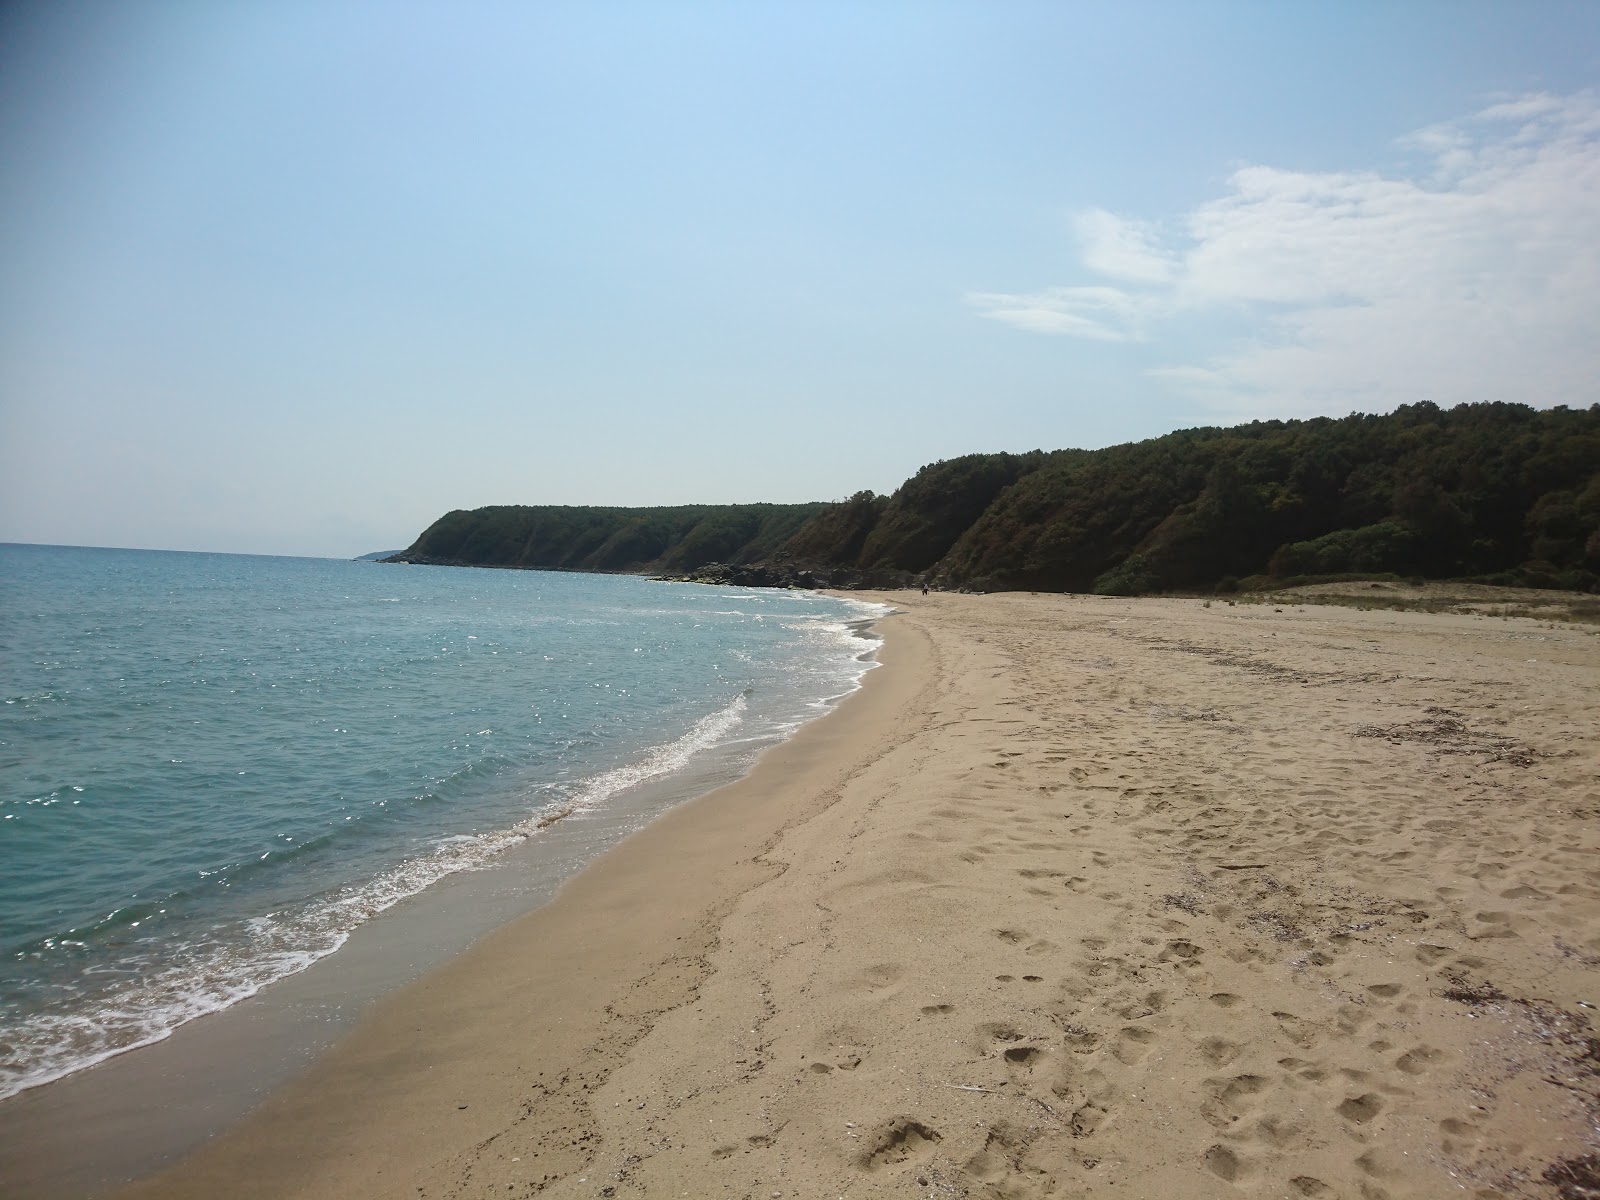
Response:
0,694,751,1100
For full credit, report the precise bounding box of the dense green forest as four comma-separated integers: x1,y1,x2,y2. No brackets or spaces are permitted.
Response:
389,503,828,574
390,402,1600,593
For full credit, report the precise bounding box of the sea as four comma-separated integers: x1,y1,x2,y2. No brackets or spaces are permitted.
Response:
0,543,884,1102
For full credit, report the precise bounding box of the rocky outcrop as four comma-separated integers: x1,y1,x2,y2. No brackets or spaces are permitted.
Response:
663,560,920,591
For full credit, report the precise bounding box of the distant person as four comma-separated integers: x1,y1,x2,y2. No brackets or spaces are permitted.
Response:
921,582,929,596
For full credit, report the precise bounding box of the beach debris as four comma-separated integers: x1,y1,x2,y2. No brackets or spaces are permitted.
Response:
1354,711,1537,764
1543,1155,1600,1200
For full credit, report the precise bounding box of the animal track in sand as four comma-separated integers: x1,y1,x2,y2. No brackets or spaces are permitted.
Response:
1209,992,1243,1008
813,1026,871,1072
920,1003,955,1016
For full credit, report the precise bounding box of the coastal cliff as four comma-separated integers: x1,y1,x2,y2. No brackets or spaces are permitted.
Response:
389,402,1600,594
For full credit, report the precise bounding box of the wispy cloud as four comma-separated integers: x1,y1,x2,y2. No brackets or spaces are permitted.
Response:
972,92,1600,420
1074,209,1175,285
966,285,1152,341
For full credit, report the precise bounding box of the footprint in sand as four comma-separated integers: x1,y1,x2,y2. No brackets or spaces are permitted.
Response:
1500,883,1550,901
1200,1074,1268,1129
1003,1045,1045,1072
1203,1144,1254,1183
1468,911,1519,939
1289,1177,1335,1197
1337,1092,1384,1126
1111,1026,1156,1064
860,1118,942,1171
1070,1098,1110,1136
1162,939,1203,963
1272,1012,1319,1049
851,963,905,993
1414,944,1454,966
1060,1024,1100,1054
1279,1056,1329,1084
1200,1036,1243,1067
1438,1116,1485,1156
963,1124,1028,1182
1395,1045,1443,1075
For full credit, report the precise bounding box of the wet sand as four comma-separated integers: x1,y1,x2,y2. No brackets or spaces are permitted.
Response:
94,593,1600,1197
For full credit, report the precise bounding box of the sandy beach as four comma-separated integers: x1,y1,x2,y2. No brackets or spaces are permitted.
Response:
89,591,1600,1197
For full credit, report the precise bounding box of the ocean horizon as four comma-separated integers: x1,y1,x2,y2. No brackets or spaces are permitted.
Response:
0,543,883,1099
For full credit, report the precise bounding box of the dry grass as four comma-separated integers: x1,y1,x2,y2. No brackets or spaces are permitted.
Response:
1236,579,1600,626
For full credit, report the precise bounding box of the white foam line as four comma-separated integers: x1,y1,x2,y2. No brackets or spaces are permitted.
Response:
3,601,890,1100
0,696,752,1101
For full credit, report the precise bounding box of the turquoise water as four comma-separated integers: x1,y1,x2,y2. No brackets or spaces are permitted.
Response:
0,544,881,1098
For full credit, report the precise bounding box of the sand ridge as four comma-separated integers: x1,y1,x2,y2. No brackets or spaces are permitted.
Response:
107,591,1599,1199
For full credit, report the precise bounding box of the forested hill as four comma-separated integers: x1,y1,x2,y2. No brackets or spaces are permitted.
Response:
387,503,828,574
389,402,1600,593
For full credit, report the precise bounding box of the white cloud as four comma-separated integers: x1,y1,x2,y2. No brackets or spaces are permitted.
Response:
966,285,1151,341
1074,209,1175,284
975,92,1600,421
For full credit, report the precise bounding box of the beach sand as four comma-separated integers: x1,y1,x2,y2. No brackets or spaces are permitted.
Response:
105,591,1599,1199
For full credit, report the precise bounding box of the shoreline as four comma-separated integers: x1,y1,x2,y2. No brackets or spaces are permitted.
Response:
0,597,890,1199
100,604,924,1200
12,590,1600,1198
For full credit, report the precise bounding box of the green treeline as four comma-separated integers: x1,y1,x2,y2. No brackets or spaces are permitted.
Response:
392,503,827,574
392,402,1600,593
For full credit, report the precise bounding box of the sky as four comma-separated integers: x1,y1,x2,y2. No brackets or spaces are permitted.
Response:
1,1,1597,557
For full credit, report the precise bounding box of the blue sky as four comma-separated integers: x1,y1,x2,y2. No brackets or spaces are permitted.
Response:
2,1,1597,557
